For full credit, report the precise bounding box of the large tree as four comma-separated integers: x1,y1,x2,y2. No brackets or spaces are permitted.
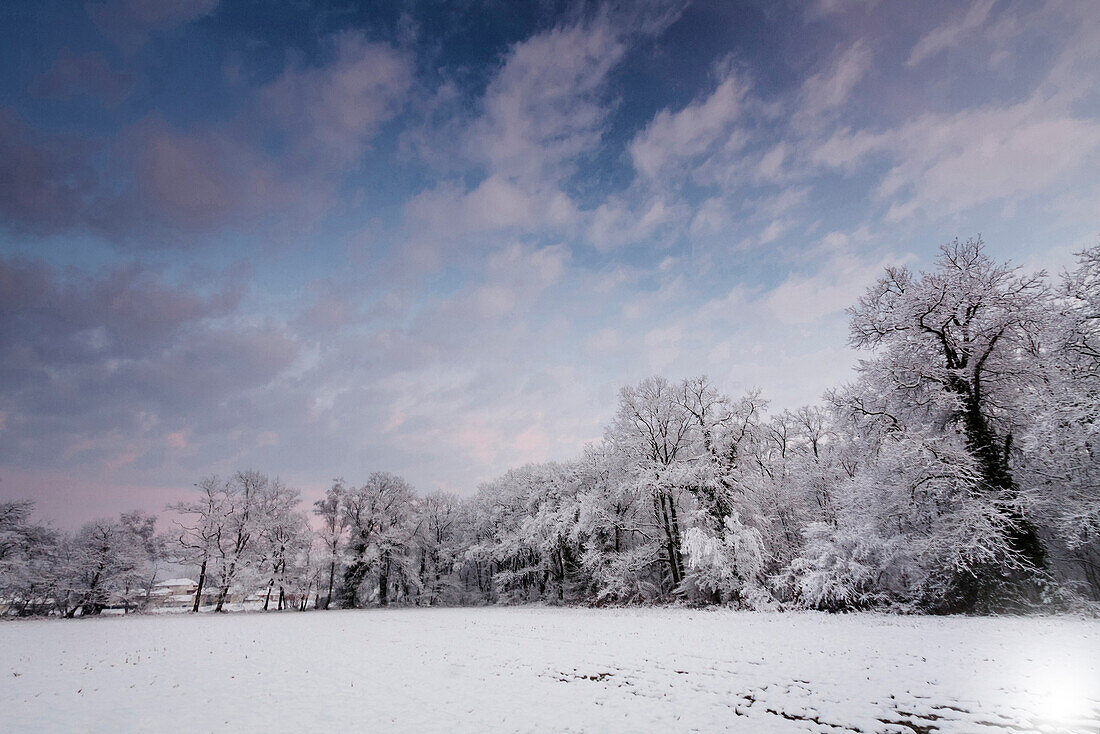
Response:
339,472,419,607
847,238,1050,610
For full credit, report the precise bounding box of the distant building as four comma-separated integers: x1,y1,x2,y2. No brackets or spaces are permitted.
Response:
150,578,200,608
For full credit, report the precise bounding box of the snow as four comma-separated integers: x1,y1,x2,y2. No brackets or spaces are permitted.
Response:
1,608,1098,733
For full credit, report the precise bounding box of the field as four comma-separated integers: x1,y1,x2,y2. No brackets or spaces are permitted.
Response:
1,607,1098,733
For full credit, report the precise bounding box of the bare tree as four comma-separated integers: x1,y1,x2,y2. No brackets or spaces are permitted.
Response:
313,481,348,610
168,476,228,613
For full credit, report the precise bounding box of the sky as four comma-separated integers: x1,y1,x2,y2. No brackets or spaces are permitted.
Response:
1,0,1098,527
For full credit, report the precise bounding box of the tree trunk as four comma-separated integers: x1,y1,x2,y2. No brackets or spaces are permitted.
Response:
214,580,230,613
379,556,389,607
939,384,1047,612
215,557,239,613
667,491,685,580
960,397,1045,572
558,544,566,601
654,488,684,589
324,556,337,610
142,570,156,611
192,559,207,613
341,556,369,608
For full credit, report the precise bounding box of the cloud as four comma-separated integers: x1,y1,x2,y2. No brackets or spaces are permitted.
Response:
755,143,788,181
764,231,902,325
124,34,412,235
397,15,631,271
484,242,569,290
588,196,680,251
4,32,411,244
630,73,749,181
0,468,192,529
258,32,414,166
1038,1,1100,107
30,50,136,106
0,108,311,242
758,219,790,246
585,328,621,355
907,0,998,67
0,109,100,234
86,0,219,53
294,287,357,335
688,197,730,236
808,0,879,18
643,325,684,372
125,117,319,234
797,40,872,123
414,242,571,331
0,256,300,475
465,15,626,185
405,177,577,241
813,100,1100,220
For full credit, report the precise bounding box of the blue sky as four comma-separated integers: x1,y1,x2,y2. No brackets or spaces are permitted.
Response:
2,0,1098,525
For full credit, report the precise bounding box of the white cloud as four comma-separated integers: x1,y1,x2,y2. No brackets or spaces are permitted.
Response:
812,97,1100,220
466,17,626,185
259,33,414,165
765,241,900,325
689,197,730,236
907,0,998,67
756,142,788,181
398,16,631,270
808,0,879,18
630,73,748,180
758,219,790,246
799,41,872,121
588,196,681,251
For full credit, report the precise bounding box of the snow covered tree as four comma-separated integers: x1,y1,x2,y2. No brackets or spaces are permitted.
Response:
682,511,767,606
414,491,463,605
339,472,420,607
13,238,1096,618
0,500,58,616
55,515,157,616
844,238,1051,611
254,483,307,611
169,476,229,612
209,470,271,612
465,466,544,603
117,511,166,612
313,481,349,610
572,442,662,604
1017,243,1100,600
608,376,694,591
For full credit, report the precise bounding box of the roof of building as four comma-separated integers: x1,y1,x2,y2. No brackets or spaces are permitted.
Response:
155,578,198,587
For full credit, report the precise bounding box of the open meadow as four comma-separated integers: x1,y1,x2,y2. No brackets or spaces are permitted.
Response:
2,607,1098,733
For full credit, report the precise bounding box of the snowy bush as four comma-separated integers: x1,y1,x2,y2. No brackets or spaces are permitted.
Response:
682,512,768,606
780,522,923,612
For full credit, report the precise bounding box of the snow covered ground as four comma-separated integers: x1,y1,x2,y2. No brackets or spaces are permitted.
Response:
2,607,1098,733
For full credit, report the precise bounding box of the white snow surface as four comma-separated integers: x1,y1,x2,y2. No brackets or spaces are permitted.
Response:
2,607,1098,733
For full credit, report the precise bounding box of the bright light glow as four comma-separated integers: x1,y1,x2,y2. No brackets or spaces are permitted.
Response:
1033,664,1098,726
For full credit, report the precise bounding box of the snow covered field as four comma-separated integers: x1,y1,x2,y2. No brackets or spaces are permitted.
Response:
2,608,1098,733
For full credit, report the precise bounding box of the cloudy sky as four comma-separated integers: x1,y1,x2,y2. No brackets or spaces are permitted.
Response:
2,0,1098,526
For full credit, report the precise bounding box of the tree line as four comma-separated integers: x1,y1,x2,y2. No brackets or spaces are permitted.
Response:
2,239,1097,616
